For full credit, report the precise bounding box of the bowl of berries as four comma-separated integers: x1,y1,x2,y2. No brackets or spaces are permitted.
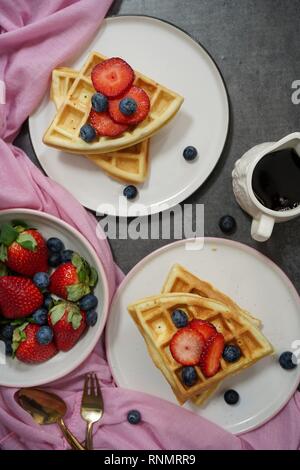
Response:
0,209,109,387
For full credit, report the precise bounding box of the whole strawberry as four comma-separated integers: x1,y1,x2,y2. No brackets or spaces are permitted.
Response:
13,323,57,364
0,221,48,276
49,253,97,302
48,301,86,351
0,275,43,318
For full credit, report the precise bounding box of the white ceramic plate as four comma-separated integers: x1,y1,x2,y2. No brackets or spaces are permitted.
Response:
106,238,300,434
29,15,229,216
0,209,109,388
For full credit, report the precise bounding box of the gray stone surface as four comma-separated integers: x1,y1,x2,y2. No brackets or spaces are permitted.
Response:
15,0,300,291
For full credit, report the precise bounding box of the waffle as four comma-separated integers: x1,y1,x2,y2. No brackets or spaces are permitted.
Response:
51,67,149,184
44,51,184,154
162,264,262,405
128,293,273,405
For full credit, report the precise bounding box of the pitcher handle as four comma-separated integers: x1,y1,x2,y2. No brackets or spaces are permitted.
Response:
251,214,274,242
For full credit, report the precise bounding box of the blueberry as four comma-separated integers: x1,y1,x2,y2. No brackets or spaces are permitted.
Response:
33,272,50,289
224,389,239,405
79,124,96,142
79,294,98,311
223,344,241,363
1,324,14,340
171,309,188,328
183,146,198,161
5,340,13,357
61,249,74,263
182,366,197,387
127,409,141,425
48,252,62,267
123,185,138,200
119,97,137,116
219,215,237,234
36,326,53,345
47,237,65,253
86,310,98,327
32,308,48,325
91,92,108,112
43,294,54,310
279,351,297,370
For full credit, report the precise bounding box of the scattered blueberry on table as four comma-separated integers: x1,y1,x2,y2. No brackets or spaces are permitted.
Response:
182,366,197,386
86,310,98,327
91,92,108,112
36,326,53,345
119,97,137,116
224,389,239,405
219,215,237,234
127,409,141,425
32,308,48,325
61,249,74,263
48,252,62,267
183,146,198,161
33,272,50,289
123,185,138,200
223,344,241,363
79,124,96,142
79,294,98,311
171,309,189,328
279,351,297,370
47,237,65,253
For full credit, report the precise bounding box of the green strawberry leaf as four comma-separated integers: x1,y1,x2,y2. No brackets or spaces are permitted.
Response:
12,322,28,354
16,232,37,251
49,303,66,326
89,267,98,287
0,223,18,246
67,283,90,302
67,303,82,330
0,261,7,276
0,244,7,263
11,220,30,233
72,253,83,270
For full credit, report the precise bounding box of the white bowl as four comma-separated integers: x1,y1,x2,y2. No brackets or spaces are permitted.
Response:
0,209,109,387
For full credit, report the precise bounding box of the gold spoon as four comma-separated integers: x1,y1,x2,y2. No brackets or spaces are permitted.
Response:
15,388,85,450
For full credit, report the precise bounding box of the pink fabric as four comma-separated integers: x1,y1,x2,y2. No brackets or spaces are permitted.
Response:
0,0,299,451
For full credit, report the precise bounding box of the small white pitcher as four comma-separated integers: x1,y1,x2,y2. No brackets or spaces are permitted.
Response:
232,132,300,242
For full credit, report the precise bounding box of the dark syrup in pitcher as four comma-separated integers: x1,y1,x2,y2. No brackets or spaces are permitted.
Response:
252,148,300,211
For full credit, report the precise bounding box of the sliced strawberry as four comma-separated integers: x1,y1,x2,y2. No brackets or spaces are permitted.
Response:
91,58,134,98
200,333,225,378
189,319,217,342
89,110,128,137
170,327,205,366
108,86,150,125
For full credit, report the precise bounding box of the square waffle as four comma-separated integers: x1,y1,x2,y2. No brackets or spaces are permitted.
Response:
44,52,184,154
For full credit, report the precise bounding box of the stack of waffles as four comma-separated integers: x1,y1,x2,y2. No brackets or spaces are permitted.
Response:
45,52,184,184
128,264,274,405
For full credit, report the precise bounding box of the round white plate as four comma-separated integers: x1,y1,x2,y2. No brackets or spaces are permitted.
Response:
0,209,109,388
106,238,300,434
29,15,229,216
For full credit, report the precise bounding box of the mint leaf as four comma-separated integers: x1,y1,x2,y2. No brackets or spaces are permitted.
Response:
89,267,98,287
0,223,18,246
16,232,37,251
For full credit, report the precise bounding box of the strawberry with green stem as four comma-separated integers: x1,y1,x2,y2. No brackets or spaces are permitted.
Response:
48,300,86,351
0,221,48,277
12,323,57,364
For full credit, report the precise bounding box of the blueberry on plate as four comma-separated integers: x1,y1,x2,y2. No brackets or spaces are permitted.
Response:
33,272,50,289
47,237,65,253
224,389,239,405
5,340,13,357
183,146,198,161
0,324,14,340
43,294,54,310
91,92,108,113
79,294,98,311
171,309,188,328
123,185,138,200
32,308,48,325
127,409,141,425
182,366,197,387
219,215,237,234
48,252,62,267
279,351,297,370
36,326,53,345
223,344,241,363
79,124,96,142
61,249,74,263
119,97,137,116
86,310,98,327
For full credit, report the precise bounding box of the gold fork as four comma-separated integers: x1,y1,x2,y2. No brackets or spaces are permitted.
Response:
81,372,104,450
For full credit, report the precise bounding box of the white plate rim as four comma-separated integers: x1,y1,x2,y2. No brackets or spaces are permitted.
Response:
106,237,300,434
28,14,230,217
0,208,110,387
